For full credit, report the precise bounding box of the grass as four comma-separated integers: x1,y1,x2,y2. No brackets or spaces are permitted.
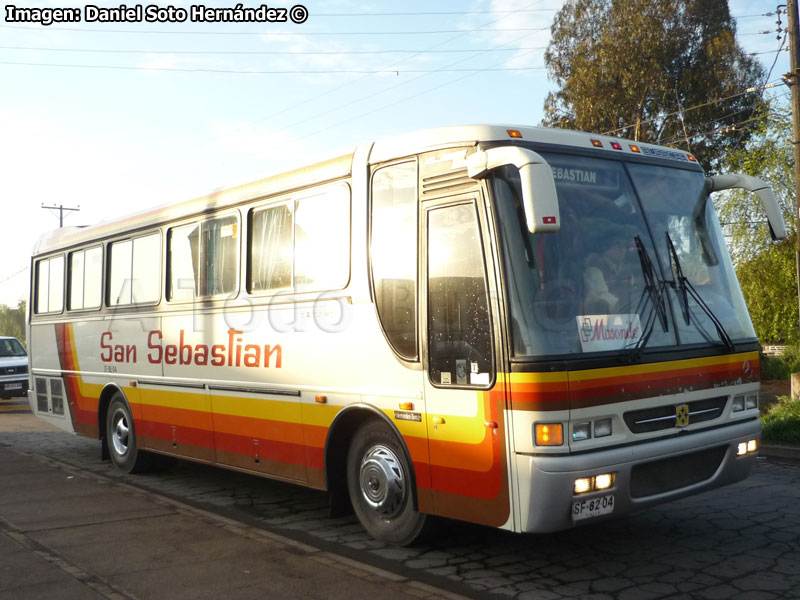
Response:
761,396,800,445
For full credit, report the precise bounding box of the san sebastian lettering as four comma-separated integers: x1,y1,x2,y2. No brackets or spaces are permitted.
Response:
119,328,282,369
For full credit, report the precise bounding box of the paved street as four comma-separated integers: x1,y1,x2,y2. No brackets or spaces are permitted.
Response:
1,405,799,600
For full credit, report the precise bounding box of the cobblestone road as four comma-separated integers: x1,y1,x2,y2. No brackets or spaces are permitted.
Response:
1,420,798,600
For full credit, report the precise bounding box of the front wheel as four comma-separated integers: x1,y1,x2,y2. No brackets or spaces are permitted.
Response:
105,393,152,474
346,421,426,546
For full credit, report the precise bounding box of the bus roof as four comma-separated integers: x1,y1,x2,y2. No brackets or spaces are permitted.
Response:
32,124,700,257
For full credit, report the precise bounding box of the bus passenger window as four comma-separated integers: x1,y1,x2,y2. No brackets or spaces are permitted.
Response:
68,246,102,310
169,223,200,301
169,215,238,300
371,161,418,359
109,233,161,306
203,216,238,296
427,203,493,387
248,185,350,294
250,204,292,292
294,189,350,292
34,255,64,314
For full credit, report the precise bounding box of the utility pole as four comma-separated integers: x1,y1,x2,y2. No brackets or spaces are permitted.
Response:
787,0,800,323
41,203,80,228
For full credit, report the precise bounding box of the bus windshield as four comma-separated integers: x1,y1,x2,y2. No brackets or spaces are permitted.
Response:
492,152,755,358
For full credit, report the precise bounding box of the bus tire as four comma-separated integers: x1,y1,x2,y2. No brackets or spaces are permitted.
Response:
105,393,152,474
346,421,426,546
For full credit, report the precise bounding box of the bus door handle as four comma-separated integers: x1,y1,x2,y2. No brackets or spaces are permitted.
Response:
432,416,446,426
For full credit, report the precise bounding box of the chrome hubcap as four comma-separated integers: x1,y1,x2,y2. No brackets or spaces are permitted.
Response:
359,444,406,518
111,409,130,457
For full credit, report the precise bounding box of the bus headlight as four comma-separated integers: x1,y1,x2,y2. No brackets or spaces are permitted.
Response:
733,393,758,412
572,422,591,441
594,418,612,438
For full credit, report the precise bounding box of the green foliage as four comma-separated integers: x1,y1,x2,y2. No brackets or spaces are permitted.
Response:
736,234,798,345
0,301,26,346
543,0,766,170
761,348,800,380
717,103,795,263
761,396,800,444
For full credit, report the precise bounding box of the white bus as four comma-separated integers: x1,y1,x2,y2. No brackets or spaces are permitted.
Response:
28,125,784,545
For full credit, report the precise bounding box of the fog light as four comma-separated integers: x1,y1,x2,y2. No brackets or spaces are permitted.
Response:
747,439,758,453
745,394,758,410
594,418,612,438
595,473,614,490
572,422,591,441
535,423,564,446
737,442,748,456
574,478,592,494
732,395,745,412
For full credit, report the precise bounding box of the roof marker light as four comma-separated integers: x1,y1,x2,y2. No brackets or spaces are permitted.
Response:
590,139,603,148
611,141,622,150
629,144,641,153
507,129,523,138
687,153,697,162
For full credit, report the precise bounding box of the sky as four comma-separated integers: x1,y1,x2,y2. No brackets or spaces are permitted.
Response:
0,0,791,307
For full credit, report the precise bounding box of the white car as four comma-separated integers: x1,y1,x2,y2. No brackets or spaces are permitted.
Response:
0,337,28,399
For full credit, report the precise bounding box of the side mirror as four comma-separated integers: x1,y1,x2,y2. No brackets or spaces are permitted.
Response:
707,174,788,241
468,147,560,233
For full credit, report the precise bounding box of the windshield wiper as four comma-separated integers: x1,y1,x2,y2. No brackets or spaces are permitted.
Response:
635,235,669,332
624,236,669,362
666,233,691,326
665,232,735,352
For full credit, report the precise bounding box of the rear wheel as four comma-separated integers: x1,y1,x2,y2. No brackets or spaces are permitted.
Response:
106,393,152,474
346,421,426,546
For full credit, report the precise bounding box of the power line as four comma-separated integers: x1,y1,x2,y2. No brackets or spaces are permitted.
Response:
252,0,550,126
0,44,548,56
0,267,28,285
0,60,545,74
601,79,785,137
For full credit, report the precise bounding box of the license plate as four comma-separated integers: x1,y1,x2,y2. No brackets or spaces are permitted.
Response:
4,383,22,391
572,494,615,521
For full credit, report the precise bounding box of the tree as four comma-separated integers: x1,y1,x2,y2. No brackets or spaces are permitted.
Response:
716,101,795,263
736,234,798,345
718,101,797,345
543,0,766,171
0,301,26,345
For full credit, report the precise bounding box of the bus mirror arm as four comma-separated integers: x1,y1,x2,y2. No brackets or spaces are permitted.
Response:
707,174,787,241
468,147,560,234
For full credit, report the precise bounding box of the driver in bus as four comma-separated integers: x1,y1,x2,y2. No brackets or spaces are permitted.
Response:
583,235,637,314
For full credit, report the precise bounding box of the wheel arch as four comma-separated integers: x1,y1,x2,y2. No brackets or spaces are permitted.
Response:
324,404,419,515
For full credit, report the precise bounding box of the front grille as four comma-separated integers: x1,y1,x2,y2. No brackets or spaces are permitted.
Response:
624,396,727,434
630,446,727,498
2,365,27,375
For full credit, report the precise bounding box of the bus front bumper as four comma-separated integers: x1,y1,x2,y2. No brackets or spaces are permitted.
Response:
515,419,761,533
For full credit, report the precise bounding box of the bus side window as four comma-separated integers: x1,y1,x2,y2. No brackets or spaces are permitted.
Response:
68,246,102,311
427,203,493,387
108,233,161,306
169,215,238,300
371,161,418,360
248,185,350,294
250,204,293,292
34,255,64,315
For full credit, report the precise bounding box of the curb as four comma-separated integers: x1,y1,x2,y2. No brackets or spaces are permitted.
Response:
759,443,800,464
